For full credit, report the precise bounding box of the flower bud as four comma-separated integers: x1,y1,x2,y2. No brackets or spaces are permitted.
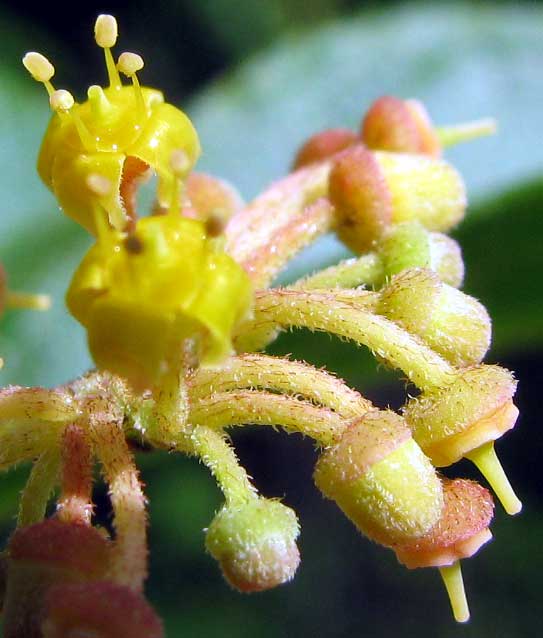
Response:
377,268,490,367
205,498,300,592
361,96,441,156
292,128,359,170
377,222,464,287
314,410,443,546
395,478,493,568
404,365,522,515
394,478,494,624
42,581,163,638
184,172,245,229
3,520,110,638
329,146,466,253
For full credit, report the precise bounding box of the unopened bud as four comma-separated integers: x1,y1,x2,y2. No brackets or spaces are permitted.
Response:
42,581,164,638
404,365,522,515
205,498,300,592
329,147,466,253
377,268,490,366
314,410,443,546
185,172,244,227
292,128,359,170
329,146,392,252
362,96,440,156
3,520,110,638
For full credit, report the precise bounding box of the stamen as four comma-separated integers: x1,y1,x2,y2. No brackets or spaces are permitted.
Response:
439,562,470,623
117,52,146,117
466,441,522,515
50,89,95,150
86,174,114,242
167,149,190,215
94,14,121,89
5,291,51,311
437,118,497,147
22,51,56,96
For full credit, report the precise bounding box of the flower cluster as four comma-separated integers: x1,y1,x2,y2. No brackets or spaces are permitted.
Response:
0,14,521,635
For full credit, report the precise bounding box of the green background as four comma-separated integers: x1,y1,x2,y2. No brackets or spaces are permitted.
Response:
0,2,541,636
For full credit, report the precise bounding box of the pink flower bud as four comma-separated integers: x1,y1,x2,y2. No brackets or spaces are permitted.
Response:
42,581,163,638
361,95,440,156
292,128,359,170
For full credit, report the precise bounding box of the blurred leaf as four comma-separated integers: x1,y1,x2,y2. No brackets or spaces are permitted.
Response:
1,1,542,391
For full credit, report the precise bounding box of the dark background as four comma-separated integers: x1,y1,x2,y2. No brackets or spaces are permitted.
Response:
0,2,541,637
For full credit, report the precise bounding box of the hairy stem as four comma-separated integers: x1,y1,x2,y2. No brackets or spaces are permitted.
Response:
56,423,94,526
241,199,335,289
189,353,371,419
17,447,61,527
225,162,331,262
292,253,384,290
189,425,257,506
189,389,346,446
239,289,454,390
89,404,147,592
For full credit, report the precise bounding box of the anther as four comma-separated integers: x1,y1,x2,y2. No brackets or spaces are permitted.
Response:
86,173,112,197
117,52,144,76
94,14,118,48
170,149,190,176
50,90,94,150
94,14,121,89
124,235,144,254
22,52,55,96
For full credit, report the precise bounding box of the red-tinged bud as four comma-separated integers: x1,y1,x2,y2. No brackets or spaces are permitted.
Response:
184,172,245,231
361,96,440,156
41,581,163,638
394,478,494,624
404,365,522,515
395,478,493,568
3,520,111,638
205,498,300,592
292,128,359,170
329,146,466,253
377,268,490,367
329,146,392,252
378,222,464,287
314,410,443,546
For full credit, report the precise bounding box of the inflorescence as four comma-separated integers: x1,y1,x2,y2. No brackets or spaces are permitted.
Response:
0,14,521,636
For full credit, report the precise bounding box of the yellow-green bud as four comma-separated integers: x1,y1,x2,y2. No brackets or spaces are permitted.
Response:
378,222,464,287
377,268,491,367
329,147,466,253
404,365,517,466
205,498,300,593
314,410,443,546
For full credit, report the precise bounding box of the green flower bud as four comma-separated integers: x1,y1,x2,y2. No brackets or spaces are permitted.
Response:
378,222,464,287
205,498,300,592
377,268,491,367
314,410,443,546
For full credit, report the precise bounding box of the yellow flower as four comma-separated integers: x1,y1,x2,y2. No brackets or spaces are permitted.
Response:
66,215,252,390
